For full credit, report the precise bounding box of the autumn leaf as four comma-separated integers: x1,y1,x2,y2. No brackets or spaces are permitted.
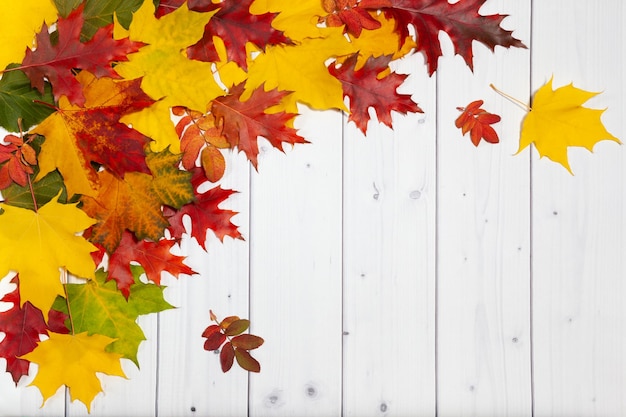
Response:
248,0,330,41
186,0,291,70
0,193,97,320
165,168,242,250
244,33,356,112
329,53,422,134
19,4,143,105
52,268,174,365
0,0,58,72
455,99,500,146
33,71,154,198
80,148,193,254
212,83,307,168
0,135,37,189
202,310,264,373
20,331,126,412
375,0,526,75
1,170,66,211
517,78,621,173
321,0,382,37
0,64,55,132
104,230,195,298
0,275,68,384
114,0,224,151
53,0,144,41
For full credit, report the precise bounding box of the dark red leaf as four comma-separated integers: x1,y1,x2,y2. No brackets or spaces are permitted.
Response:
329,53,422,134
201,324,221,338
204,331,227,351
20,5,143,105
220,342,235,372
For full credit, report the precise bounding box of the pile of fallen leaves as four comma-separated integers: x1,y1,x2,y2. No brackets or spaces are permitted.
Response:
0,0,620,412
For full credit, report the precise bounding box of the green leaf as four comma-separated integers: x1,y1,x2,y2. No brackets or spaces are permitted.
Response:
0,64,55,132
52,269,174,365
54,0,144,40
147,147,194,209
2,170,66,210
224,319,250,336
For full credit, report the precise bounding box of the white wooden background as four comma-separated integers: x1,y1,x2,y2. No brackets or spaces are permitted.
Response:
1,0,625,416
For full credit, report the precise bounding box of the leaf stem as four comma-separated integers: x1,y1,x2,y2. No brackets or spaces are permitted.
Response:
62,269,75,335
18,119,39,213
490,84,531,112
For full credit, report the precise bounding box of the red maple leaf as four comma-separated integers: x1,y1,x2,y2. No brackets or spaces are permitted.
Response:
455,100,500,146
19,5,143,105
185,0,291,70
165,168,242,250
211,83,307,168
104,231,196,298
329,53,422,134
0,276,68,384
360,0,526,75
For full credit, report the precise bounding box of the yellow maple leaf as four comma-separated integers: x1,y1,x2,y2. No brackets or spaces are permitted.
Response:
114,0,225,152
0,194,96,320
346,14,416,71
0,0,57,71
21,332,126,412
518,78,621,173
245,32,356,112
249,0,328,42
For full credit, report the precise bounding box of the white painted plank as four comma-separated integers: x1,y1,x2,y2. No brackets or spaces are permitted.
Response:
341,52,436,417
435,1,532,415
248,107,343,416
156,151,250,417
530,2,626,416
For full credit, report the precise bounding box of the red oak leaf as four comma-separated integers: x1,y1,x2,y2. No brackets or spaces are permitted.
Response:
0,276,68,384
165,168,242,250
211,83,307,168
105,231,196,298
455,100,500,146
186,0,291,70
321,0,382,37
363,0,526,75
20,5,143,105
329,53,422,134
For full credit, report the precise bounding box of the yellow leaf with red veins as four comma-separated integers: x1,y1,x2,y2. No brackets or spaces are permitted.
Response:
0,194,96,320
21,332,126,412
518,78,621,173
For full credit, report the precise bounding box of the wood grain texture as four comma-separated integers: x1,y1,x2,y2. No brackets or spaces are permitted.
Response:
435,1,532,416
248,107,344,417
342,52,436,417
531,2,626,416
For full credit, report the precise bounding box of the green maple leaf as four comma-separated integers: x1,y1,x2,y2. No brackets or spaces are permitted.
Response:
54,0,144,40
52,267,174,365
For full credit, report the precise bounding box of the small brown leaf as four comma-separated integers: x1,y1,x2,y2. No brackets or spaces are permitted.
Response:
201,324,220,338
231,334,264,350
220,316,240,330
235,348,260,372
220,342,235,372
